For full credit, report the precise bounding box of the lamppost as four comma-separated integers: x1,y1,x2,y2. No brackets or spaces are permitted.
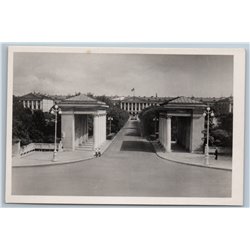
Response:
203,106,214,165
50,104,62,162
153,117,159,137
107,116,113,134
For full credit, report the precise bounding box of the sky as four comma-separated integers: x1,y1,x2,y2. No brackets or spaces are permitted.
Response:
13,52,233,97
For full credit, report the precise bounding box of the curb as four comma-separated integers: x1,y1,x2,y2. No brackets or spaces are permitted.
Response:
12,155,94,168
150,141,232,172
99,120,127,157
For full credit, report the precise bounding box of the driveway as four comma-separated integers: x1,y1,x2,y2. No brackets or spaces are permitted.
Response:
12,119,232,197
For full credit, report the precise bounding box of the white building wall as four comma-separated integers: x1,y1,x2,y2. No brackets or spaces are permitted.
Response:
42,99,54,112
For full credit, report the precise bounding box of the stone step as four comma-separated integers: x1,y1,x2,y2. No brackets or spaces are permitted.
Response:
77,148,94,151
78,144,93,148
80,143,93,146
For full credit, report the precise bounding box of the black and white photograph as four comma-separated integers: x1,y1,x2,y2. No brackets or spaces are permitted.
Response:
5,47,245,205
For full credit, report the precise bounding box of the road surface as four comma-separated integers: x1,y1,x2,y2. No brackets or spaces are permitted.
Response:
12,120,232,197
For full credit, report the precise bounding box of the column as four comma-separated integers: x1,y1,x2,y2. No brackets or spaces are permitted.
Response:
103,116,105,142
190,116,204,152
100,115,103,145
98,115,101,148
93,115,98,149
85,115,88,141
79,115,83,145
163,118,166,148
166,116,171,152
74,115,80,147
103,115,106,143
99,115,103,147
159,118,163,145
61,113,75,151
102,115,105,144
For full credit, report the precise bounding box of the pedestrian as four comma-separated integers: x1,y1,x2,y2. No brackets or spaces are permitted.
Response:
98,148,101,157
94,148,98,158
214,148,218,160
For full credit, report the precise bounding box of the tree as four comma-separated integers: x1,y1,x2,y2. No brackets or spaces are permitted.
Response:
139,107,158,137
12,97,33,145
201,112,233,149
106,106,129,133
213,113,233,147
12,96,62,145
95,95,129,134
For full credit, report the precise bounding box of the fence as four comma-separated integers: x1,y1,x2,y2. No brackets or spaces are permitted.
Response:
16,142,62,157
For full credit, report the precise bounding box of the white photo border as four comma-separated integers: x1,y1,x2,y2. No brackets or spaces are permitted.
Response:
5,46,246,205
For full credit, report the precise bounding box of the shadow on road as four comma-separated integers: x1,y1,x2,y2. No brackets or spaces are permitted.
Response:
124,131,140,136
120,141,155,153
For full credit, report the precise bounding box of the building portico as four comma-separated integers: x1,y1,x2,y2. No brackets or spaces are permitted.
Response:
59,94,108,151
158,97,206,153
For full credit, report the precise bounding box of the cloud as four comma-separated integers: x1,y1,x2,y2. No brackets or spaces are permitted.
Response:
13,52,233,97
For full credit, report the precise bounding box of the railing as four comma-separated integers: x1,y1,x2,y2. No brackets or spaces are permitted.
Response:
19,142,61,157
19,143,36,156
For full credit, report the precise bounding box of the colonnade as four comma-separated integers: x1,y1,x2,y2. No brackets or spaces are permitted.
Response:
23,100,41,110
61,112,107,151
120,102,152,112
159,113,205,153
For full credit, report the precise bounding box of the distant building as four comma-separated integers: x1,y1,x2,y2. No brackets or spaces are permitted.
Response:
194,96,233,115
19,92,54,112
111,96,172,117
194,97,222,107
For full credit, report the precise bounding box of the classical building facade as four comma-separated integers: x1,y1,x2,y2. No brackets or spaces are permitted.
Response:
19,92,54,112
112,96,171,117
59,94,108,151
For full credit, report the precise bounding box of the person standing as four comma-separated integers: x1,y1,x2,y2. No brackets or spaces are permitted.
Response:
214,148,218,160
98,148,101,157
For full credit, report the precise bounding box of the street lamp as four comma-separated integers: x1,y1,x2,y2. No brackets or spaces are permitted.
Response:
107,116,113,134
153,117,159,137
50,104,62,162
203,106,214,165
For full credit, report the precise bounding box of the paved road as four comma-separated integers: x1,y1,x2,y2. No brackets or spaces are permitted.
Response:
12,120,232,197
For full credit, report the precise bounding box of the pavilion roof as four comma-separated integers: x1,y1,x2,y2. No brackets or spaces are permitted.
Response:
59,94,109,110
161,96,204,105
19,92,53,100
64,94,101,103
